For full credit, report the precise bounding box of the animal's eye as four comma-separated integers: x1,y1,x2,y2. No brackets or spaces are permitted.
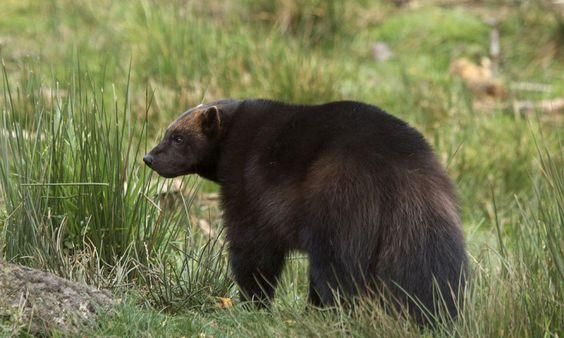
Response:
172,135,184,144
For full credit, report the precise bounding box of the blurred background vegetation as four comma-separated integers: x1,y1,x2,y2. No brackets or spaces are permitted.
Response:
0,0,562,336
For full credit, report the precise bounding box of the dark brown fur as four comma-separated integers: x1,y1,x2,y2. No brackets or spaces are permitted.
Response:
144,99,468,324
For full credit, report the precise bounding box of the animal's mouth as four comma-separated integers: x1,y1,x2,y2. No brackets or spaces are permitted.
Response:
151,167,195,179
156,171,179,179
142,154,195,178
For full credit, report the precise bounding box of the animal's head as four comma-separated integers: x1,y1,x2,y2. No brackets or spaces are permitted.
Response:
143,100,238,179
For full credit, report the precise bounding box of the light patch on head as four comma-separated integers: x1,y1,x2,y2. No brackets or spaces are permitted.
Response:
166,107,208,140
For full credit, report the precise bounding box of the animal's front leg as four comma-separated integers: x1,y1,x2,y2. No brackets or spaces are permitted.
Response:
229,240,286,307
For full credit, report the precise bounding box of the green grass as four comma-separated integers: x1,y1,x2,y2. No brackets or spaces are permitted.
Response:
1,0,563,336
0,64,232,307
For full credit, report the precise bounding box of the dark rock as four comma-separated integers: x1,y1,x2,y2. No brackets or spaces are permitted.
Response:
0,260,116,336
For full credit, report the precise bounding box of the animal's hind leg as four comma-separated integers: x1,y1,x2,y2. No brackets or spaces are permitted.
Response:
302,154,380,307
306,239,368,307
376,227,467,325
308,276,322,307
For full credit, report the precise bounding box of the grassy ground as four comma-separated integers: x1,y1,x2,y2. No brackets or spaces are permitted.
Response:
0,0,562,337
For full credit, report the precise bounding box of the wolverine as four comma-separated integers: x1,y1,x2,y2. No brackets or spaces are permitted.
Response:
144,99,468,324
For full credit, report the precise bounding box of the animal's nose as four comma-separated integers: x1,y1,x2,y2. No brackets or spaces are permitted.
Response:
143,154,154,166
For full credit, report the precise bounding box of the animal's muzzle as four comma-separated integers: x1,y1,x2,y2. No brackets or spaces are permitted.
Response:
143,154,154,167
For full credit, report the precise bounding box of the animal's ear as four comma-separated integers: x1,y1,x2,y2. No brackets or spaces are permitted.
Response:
200,106,223,138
